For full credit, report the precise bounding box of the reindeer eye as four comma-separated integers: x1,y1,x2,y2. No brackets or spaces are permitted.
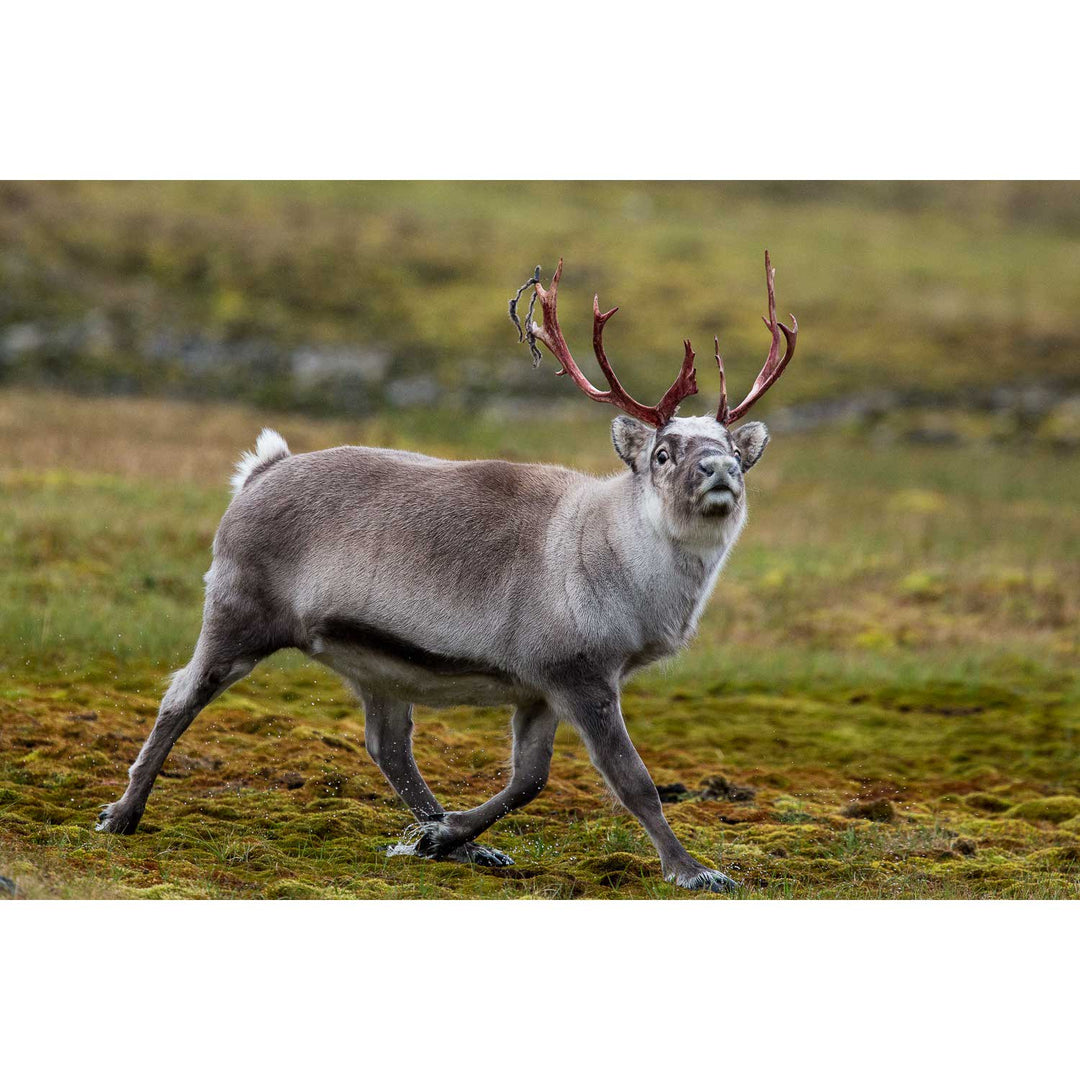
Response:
655,448,669,465
732,448,742,463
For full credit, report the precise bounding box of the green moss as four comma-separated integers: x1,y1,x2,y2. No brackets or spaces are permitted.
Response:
578,853,657,889
288,725,360,752
1024,846,1080,871
963,792,1012,813
1006,797,1080,824
128,883,210,899
264,881,323,900
7,801,76,825
964,819,1044,852
774,797,816,824
843,799,897,823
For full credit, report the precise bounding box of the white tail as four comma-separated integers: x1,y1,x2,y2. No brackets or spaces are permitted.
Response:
229,428,290,496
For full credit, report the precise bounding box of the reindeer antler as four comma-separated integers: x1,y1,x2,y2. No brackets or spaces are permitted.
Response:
513,259,699,428
510,253,797,428
716,250,798,425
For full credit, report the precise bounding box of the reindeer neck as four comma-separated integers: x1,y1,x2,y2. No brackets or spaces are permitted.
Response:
563,472,742,652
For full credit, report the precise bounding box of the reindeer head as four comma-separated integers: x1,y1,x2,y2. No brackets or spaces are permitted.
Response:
610,413,769,536
510,251,797,536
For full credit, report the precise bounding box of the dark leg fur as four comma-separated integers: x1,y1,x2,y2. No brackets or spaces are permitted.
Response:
396,701,557,866
557,687,740,892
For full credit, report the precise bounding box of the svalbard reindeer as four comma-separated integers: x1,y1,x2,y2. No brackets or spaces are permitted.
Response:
98,252,798,892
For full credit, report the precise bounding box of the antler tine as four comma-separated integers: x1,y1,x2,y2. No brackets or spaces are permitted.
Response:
528,260,615,404
714,336,727,421
590,293,627,396
523,259,698,427
654,339,698,422
718,250,799,425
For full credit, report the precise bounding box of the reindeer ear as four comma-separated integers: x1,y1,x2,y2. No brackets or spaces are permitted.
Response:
611,416,653,471
731,421,769,471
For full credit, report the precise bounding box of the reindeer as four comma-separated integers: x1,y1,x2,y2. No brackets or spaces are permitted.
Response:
97,252,797,893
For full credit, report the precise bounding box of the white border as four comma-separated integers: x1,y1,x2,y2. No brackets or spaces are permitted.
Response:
1,3,1077,1069
2,2,1077,178
1,900,1076,1074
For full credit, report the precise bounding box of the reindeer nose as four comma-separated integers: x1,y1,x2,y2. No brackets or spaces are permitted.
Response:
698,455,741,481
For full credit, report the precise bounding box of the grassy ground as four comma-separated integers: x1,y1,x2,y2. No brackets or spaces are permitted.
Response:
2,390,1078,898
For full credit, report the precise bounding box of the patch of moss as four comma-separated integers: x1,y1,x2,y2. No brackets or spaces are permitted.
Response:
578,853,656,889
265,881,323,899
128,883,209,899
963,819,1044,852
1024,846,1080,871
7,800,76,825
774,796,817,824
289,726,360,753
963,792,1011,813
843,798,897,823
1006,797,1080,824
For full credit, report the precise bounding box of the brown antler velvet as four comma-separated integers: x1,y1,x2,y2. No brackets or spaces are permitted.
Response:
513,252,797,428
716,250,798,425
527,260,698,428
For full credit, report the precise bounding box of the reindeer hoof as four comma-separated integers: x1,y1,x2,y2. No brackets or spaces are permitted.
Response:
95,802,141,835
445,841,514,868
672,866,741,893
387,822,513,867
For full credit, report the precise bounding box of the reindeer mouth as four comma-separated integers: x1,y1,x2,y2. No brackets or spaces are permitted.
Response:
700,479,739,516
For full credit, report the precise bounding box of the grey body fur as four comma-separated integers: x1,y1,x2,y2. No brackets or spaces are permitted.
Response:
98,414,770,891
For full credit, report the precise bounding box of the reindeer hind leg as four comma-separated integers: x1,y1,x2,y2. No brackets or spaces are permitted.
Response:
97,645,258,834
97,571,284,834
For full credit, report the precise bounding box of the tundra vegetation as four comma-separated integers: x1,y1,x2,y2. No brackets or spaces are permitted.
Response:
1,390,1077,898
1,181,1078,898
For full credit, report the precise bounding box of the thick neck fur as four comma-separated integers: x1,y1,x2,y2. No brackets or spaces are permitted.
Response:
552,470,747,661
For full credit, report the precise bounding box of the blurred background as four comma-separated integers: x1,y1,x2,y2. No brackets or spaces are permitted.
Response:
2,181,1079,432
1,182,1078,898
